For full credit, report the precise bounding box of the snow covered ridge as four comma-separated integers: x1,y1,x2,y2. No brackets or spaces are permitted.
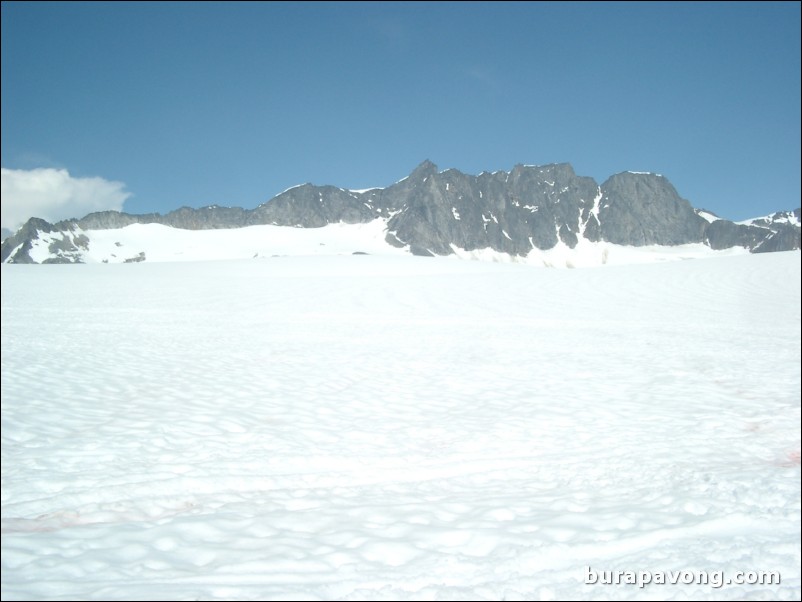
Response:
2,252,800,599
2,161,800,264
737,209,801,228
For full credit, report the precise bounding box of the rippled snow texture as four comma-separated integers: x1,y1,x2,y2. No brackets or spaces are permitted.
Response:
2,252,800,600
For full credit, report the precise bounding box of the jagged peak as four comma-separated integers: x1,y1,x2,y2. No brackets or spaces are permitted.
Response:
511,162,576,178
601,171,677,193
606,170,666,181
82,209,126,218
410,159,438,177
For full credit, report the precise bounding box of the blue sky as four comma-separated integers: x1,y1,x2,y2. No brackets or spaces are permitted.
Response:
2,1,800,230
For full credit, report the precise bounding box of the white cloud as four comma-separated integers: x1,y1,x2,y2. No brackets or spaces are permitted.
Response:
1,167,131,232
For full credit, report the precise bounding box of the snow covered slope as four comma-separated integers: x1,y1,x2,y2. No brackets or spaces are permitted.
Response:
2,252,800,600
30,220,407,264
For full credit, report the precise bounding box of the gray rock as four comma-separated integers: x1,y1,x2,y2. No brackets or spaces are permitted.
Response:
77,211,158,230
598,172,707,246
250,185,376,227
704,220,768,250
752,224,801,253
703,208,801,252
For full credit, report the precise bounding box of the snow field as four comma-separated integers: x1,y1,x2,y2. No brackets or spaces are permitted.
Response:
1,252,800,600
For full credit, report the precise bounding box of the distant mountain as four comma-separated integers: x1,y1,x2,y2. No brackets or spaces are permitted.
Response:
2,161,799,264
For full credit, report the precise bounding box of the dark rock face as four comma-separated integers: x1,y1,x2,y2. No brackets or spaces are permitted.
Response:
250,185,376,227
753,227,801,253
598,173,708,246
702,209,801,253
2,161,799,264
752,225,801,254
704,220,769,250
380,163,596,256
77,211,156,230
745,209,802,253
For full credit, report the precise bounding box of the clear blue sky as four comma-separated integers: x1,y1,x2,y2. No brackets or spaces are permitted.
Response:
2,1,800,224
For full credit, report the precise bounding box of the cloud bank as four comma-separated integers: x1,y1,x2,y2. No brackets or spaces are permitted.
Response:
1,167,131,232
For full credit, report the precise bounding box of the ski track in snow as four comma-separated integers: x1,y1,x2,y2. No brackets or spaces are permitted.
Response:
1,252,800,600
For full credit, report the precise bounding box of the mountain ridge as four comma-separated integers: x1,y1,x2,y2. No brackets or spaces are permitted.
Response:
2,161,799,264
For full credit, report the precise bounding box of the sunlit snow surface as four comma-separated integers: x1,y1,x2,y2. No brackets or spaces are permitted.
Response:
2,252,800,600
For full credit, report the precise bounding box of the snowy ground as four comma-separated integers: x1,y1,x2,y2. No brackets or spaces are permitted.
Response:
1,252,800,600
